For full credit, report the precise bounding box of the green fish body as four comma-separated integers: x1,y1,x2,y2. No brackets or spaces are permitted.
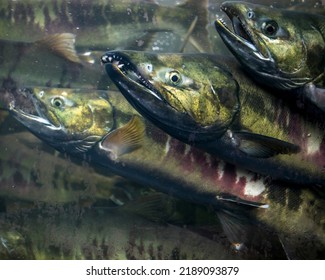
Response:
0,120,249,260
0,202,242,260
2,85,325,258
101,51,325,186
214,1,325,111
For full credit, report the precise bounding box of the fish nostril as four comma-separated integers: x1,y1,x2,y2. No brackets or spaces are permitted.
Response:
21,88,33,96
247,10,254,19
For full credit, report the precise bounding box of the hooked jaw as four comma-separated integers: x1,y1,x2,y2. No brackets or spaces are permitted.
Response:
215,10,308,89
6,88,104,153
101,52,164,102
101,51,173,129
5,88,74,152
213,4,304,88
8,88,61,132
215,3,273,65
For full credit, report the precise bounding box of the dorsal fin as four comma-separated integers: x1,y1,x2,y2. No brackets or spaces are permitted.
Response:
36,33,81,64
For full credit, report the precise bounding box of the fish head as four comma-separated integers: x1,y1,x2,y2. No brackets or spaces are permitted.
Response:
215,1,322,89
8,87,114,153
102,51,239,143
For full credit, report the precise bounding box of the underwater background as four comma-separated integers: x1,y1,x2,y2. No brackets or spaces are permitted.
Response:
0,0,324,259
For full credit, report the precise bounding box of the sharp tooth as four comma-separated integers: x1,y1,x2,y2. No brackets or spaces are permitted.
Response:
216,15,227,26
9,101,15,110
118,63,124,68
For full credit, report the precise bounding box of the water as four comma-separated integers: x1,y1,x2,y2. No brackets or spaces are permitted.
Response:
0,0,324,259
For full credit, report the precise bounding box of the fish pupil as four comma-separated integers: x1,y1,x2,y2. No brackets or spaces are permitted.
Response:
171,74,179,83
262,20,278,36
52,98,64,108
169,71,181,85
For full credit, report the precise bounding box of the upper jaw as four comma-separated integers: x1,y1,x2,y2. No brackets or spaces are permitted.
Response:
216,4,270,61
214,18,258,54
101,52,164,101
8,88,60,132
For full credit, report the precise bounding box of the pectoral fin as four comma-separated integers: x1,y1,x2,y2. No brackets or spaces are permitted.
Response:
100,115,145,159
235,131,300,158
216,209,287,258
36,33,81,64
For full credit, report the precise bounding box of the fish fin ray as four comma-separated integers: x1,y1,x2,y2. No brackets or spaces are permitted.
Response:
217,209,288,258
122,193,172,223
36,33,81,64
235,131,300,158
217,210,249,246
101,115,145,158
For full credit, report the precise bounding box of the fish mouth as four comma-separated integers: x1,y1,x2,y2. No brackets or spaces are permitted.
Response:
101,52,164,102
215,4,271,61
5,87,99,153
7,88,61,132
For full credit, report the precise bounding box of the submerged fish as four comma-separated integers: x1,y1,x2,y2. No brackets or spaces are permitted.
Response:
0,35,112,90
101,51,325,186
0,0,210,53
0,130,149,205
1,85,325,258
214,1,325,111
0,122,257,259
0,202,242,260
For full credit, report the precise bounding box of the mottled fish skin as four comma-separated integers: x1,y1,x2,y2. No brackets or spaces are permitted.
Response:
0,204,242,260
214,1,325,108
101,51,325,186
0,0,210,52
3,86,265,205
0,130,147,205
3,86,325,257
206,0,325,57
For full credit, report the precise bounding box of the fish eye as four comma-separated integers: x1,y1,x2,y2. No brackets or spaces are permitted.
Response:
51,97,65,108
262,20,279,37
168,70,182,85
247,10,254,19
